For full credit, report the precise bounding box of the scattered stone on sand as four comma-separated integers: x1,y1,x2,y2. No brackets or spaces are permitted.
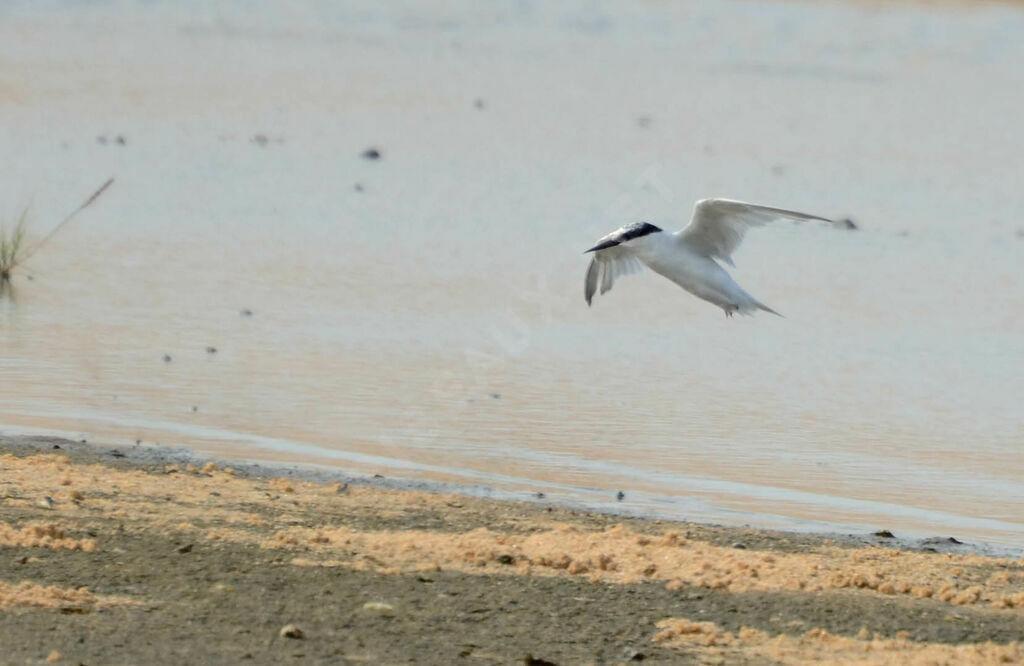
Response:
362,601,394,615
177,544,193,554
361,147,381,160
731,542,747,550
37,496,55,510
46,650,61,662
279,624,304,639
524,655,558,666
621,646,645,661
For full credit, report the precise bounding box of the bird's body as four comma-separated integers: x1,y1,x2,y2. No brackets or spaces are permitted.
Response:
584,198,832,316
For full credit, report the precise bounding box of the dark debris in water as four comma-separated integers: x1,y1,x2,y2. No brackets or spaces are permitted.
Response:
922,536,964,545
873,530,895,538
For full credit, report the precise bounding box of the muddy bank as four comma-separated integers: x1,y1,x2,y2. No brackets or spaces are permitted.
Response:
1,435,1022,664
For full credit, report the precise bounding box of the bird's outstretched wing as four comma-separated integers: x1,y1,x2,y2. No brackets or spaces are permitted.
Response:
584,244,644,306
678,198,832,266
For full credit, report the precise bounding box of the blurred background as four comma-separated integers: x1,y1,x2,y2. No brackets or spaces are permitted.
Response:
1,1,1023,546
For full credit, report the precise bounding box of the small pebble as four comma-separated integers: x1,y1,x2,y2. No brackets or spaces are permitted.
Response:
732,542,747,550
38,496,55,510
279,624,304,639
362,601,394,615
524,656,558,666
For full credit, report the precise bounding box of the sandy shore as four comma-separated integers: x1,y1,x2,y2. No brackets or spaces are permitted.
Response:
1,435,1022,665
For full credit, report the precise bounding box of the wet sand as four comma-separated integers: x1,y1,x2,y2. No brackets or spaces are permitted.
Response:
1,435,1022,664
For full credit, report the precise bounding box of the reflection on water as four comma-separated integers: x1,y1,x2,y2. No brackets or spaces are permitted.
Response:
1,0,1023,546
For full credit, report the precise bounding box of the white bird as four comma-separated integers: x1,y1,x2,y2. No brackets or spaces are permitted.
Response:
584,198,833,317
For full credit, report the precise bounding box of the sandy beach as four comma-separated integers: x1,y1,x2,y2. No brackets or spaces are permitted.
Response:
2,434,1022,664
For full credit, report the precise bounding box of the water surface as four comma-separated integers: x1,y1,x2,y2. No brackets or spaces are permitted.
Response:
2,1,1023,546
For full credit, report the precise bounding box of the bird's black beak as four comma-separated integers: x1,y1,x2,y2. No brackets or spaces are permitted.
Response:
583,240,620,254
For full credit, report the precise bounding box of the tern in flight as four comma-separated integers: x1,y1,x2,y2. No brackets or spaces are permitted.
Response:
584,198,833,317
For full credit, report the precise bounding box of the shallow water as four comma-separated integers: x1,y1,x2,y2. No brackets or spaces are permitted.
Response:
2,1,1023,546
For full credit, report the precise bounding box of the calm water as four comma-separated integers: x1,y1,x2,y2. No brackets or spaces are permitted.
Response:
2,1,1023,546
